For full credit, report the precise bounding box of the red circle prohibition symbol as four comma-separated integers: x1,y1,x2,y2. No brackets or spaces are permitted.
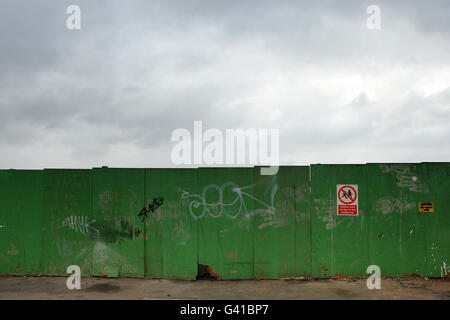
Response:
338,186,357,204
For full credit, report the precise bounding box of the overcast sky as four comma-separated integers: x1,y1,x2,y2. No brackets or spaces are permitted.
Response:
0,0,449,169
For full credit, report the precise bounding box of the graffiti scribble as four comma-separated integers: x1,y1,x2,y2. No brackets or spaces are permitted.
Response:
179,181,278,220
138,197,164,222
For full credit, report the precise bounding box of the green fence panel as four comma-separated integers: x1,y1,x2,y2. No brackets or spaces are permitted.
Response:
368,163,428,277
144,169,198,279
92,168,145,277
41,169,93,276
0,170,10,274
197,168,255,280
253,166,310,279
422,162,450,277
0,170,43,275
311,164,369,278
0,164,447,279
292,167,312,278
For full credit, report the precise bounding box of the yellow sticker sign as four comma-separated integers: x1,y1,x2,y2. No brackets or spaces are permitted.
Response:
419,202,434,213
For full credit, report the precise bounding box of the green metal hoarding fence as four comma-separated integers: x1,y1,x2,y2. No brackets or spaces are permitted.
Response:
0,163,448,279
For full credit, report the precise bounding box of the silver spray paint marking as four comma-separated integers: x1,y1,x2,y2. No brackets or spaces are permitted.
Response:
61,216,99,235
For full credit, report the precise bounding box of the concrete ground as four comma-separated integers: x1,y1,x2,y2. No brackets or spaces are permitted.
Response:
0,276,448,300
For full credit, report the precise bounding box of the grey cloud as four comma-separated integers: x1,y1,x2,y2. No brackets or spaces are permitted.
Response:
0,0,448,168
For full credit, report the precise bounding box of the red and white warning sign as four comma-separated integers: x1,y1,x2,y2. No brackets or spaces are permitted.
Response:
337,184,358,216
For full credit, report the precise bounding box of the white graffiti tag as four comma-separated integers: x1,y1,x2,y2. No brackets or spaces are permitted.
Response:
179,181,278,219
61,216,99,235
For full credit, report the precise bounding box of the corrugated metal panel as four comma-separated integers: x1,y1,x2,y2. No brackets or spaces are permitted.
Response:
41,169,93,275
311,164,369,278
254,166,310,279
197,168,255,280
144,168,198,280
422,163,450,277
368,163,427,277
0,170,43,275
91,168,145,277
